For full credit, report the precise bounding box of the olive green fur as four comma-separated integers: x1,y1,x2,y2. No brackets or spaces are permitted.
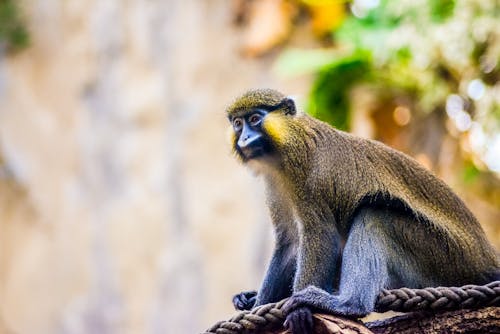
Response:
278,116,496,280
226,89,287,118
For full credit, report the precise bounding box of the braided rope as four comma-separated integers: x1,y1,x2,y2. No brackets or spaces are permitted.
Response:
202,281,500,334
202,299,287,334
375,280,500,312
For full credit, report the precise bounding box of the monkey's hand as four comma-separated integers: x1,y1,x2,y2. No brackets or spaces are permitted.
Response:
232,290,257,310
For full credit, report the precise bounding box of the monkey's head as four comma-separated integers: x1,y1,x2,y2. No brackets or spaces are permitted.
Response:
226,89,297,163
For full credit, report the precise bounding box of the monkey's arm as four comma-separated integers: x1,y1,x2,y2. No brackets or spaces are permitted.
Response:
254,239,297,306
232,240,296,310
254,189,298,307
233,189,297,310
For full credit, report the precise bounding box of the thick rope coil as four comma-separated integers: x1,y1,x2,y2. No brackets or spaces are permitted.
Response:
375,280,500,312
202,299,287,334
202,281,500,334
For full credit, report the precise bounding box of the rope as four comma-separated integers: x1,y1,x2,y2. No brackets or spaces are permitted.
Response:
202,281,500,334
202,299,287,334
375,280,500,312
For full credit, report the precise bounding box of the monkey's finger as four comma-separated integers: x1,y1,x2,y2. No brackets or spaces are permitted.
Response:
283,313,297,332
248,296,257,307
299,307,313,334
232,296,245,310
284,308,313,334
304,308,314,332
283,317,290,330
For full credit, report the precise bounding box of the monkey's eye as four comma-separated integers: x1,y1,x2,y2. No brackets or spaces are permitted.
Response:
233,118,243,132
248,114,263,126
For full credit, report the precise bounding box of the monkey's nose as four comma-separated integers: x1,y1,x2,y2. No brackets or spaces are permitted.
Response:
238,134,260,148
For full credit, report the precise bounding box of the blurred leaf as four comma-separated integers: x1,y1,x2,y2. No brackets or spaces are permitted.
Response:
308,51,372,130
0,0,29,52
335,17,394,60
429,0,455,22
395,47,412,63
462,162,481,184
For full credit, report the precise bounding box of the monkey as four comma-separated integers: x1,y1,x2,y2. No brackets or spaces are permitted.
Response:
226,88,500,334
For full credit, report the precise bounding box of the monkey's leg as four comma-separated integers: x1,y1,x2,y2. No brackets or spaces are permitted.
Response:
284,207,391,323
284,211,343,333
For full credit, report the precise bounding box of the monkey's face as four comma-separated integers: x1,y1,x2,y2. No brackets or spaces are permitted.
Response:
230,109,273,161
226,89,297,163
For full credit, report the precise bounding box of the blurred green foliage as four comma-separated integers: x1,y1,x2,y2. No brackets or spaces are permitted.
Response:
430,0,456,22
308,52,371,130
306,0,468,129
462,162,481,184
0,0,29,52
275,0,500,176
278,1,498,126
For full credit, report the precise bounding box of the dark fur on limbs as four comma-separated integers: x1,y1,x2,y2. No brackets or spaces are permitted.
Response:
227,89,500,334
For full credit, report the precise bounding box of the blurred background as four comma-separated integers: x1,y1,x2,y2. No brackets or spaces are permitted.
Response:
0,0,499,333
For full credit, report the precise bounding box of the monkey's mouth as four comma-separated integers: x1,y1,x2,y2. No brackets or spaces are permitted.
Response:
240,145,265,160
238,140,271,161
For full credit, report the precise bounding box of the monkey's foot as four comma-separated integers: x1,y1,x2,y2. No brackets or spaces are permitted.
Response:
232,290,257,310
283,286,367,319
283,286,333,314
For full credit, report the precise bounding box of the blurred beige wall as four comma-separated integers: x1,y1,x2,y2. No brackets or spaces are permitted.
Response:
0,1,309,333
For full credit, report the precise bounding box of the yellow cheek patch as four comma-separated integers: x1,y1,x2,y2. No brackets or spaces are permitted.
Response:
262,113,289,145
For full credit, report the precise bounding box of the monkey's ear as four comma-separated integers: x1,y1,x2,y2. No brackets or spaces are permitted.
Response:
281,97,297,116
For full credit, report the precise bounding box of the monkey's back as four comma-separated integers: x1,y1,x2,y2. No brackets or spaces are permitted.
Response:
298,115,499,285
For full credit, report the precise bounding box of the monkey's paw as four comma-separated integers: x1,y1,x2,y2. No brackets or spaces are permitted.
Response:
232,290,257,310
284,286,368,320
